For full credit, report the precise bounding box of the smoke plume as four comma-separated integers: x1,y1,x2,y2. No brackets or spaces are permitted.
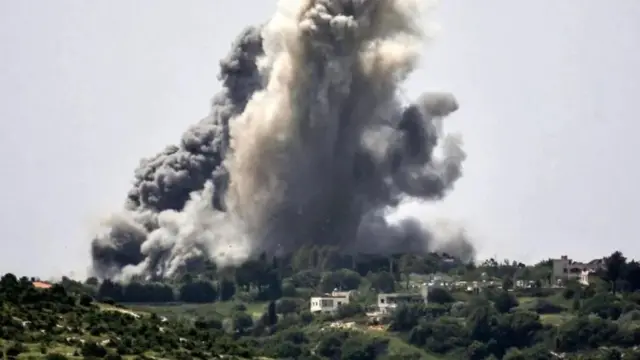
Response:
91,0,474,280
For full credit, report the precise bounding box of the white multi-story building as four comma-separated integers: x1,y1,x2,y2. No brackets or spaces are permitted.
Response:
552,255,604,285
310,294,350,314
377,285,429,314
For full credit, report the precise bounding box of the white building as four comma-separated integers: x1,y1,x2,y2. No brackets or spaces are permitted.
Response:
552,255,604,285
377,286,429,314
310,295,350,314
331,290,356,299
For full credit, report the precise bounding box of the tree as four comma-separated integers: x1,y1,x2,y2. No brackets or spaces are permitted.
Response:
427,287,455,304
290,270,322,288
623,261,640,292
493,291,518,313
97,280,124,302
81,342,108,357
602,348,622,360
335,303,365,319
265,301,278,326
276,297,301,316
178,280,217,303
503,348,526,360
572,297,581,311
502,277,514,291
79,293,94,306
604,251,627,294
316,332,345,358
531,299,566,314
467,341,489,360
579,293,623,320
399,254,426,288
368,271,395,293
218,278,236,301
5,342,26,357
231,311,254,335
318,269,361,293
271,341,302,359
261,268,283,300
45,354,70,360
467,299,495,343
340,335,388,360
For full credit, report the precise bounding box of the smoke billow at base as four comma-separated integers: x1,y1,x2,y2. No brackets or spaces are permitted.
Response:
91,0,475,281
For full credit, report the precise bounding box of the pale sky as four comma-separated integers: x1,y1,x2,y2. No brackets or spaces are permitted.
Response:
1,1,639,278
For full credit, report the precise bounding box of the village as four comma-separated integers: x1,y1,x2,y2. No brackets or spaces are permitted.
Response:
309,255,607,316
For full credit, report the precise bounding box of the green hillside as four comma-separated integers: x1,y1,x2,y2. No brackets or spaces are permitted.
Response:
3,250,640,359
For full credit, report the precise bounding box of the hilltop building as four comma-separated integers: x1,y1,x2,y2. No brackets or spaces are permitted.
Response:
551,255,604,285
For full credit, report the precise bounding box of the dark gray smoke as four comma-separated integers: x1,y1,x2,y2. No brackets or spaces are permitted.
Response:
91,0,475,280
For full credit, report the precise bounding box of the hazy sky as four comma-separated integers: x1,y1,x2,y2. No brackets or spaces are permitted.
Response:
1,1,639,278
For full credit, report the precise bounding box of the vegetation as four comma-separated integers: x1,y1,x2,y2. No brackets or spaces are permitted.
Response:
2,249,640,359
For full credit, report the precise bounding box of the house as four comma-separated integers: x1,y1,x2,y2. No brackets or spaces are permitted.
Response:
310,294,350,314
515,279,537,289
377,288,428,314
552,255,604,285
32,281,52,289
331,290,356,299
424,273,454,283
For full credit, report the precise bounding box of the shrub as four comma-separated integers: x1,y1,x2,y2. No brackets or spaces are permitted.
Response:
493,291,519,314
232,302,247,312
45,354,70,360
79,294,94,306
428,287,455,304
276,297,302,316
619,310,640,323
515,287,556,298
81,342,108,357
531,299,566,314
580,293,623,320
335,302,365,319
5,342,27,357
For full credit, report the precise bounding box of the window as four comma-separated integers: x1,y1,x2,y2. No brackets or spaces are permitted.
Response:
321,299,334,307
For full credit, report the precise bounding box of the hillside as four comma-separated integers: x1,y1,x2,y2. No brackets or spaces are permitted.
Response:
0,274,434,359
0,274,265,359
3,250,640,359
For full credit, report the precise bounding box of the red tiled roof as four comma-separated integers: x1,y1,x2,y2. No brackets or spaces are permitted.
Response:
32,281,52,289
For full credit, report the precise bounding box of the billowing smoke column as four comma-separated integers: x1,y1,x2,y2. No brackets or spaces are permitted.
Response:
91,0,475,280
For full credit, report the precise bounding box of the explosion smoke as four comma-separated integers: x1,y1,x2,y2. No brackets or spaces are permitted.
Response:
91,0,475,280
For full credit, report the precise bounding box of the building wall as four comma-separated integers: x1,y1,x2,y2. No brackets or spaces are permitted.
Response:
310,296,349,313
377,292,428,314
552,255,603,284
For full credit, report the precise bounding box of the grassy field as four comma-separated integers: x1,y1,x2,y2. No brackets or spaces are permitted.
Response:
540,313,574,326
515,292,575,326
386,336,445,360
127,301,269,320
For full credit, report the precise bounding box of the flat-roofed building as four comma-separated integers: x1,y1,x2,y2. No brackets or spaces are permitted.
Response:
310,294,350,314
377,291,427,314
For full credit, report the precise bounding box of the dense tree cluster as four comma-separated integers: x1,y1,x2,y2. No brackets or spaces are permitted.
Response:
62,249,467,304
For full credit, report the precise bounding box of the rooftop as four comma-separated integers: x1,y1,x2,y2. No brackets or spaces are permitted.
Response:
32,281,52,289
